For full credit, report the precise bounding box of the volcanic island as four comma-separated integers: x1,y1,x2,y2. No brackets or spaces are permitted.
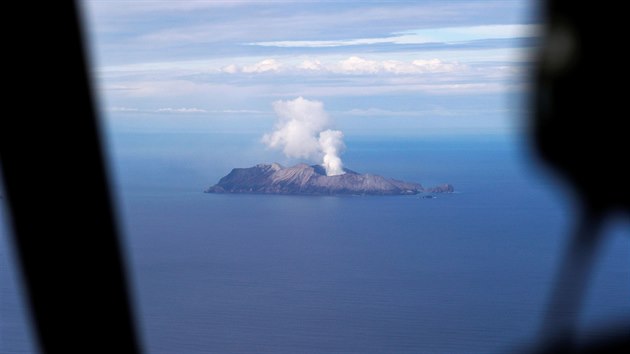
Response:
205,163,453,196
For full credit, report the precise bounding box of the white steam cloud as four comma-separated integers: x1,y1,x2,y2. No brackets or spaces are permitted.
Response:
318,130,345,176
262,97,345,176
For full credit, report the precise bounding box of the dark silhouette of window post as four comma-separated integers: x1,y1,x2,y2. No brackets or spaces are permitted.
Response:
532,0,629,352
0,1,142,352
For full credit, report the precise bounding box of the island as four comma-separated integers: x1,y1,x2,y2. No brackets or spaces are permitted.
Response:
205,163,454,196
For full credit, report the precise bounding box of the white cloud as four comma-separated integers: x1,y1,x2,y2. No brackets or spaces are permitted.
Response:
381,59,463,74
221,64,239,74
156,107,207,113
297,59,324,71
242,59,282,73
110,106,140,112
250,38,393,48
324,57,465,75
217,56,465,75
98,55,523,102
216,59,286,74
412,59,462,73
381,60,414,74
248,24,541,48
336,56,380,74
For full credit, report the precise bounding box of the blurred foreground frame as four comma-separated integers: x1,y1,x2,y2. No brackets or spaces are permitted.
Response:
530,0,630,353
0,1,141,353
0,0,627,353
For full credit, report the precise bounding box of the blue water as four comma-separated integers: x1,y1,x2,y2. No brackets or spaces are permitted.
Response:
1,134,629,353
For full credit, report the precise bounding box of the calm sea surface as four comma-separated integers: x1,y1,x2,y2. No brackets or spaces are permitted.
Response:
2,135,628,353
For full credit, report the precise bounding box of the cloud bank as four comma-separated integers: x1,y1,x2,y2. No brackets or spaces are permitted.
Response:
248,24,540,48
220,56,464,75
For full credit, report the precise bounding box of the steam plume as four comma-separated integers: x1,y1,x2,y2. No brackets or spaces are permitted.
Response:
262,97,345,176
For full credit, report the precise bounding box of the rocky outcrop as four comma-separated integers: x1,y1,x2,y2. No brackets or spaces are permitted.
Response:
425,184,455,193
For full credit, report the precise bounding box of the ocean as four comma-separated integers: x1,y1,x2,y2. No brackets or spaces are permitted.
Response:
1,133,628,353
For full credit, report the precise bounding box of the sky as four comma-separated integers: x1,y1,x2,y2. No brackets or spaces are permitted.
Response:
81,0,540,137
